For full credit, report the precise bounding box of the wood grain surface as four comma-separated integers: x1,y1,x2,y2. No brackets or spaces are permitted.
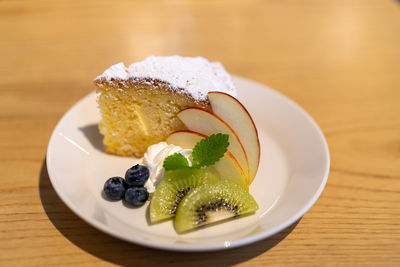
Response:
1,0,399,266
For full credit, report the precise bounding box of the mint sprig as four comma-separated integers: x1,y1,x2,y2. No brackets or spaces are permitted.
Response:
191,133,229,168
163,153,189,170
163,133,229,171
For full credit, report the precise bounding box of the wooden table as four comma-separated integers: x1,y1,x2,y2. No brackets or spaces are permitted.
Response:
1,0,399,266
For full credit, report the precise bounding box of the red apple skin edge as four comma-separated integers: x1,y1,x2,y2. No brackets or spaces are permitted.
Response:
178,107,251,184
208,91,261,181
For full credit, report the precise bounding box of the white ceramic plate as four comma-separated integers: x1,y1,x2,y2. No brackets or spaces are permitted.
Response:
46,76,329,251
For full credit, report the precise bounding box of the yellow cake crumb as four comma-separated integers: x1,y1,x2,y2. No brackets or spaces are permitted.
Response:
95,80,211,157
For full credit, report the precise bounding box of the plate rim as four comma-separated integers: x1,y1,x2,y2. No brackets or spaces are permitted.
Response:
46,76,330,252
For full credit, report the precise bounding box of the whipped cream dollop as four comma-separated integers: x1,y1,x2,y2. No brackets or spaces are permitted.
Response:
142,142,192,193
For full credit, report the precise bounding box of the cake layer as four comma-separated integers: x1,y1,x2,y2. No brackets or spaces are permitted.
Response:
96,81,211,157
94,56,237,157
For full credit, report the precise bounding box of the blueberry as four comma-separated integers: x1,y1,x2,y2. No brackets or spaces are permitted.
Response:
103,177,127,200
124,187,149,206
125,164,150,187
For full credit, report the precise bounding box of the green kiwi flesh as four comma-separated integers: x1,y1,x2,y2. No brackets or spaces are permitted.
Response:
149,168,219,224
174,180,259,233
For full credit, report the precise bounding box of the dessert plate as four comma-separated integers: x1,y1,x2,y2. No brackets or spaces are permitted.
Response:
46,76,330,251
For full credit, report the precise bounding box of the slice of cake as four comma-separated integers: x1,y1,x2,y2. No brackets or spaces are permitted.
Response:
94,56,237,157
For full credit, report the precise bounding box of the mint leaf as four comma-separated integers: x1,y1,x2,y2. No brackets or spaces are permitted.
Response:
192,133,229,168
163,153,189,170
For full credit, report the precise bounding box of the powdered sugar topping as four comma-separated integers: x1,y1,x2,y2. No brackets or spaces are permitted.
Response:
94,56,237,101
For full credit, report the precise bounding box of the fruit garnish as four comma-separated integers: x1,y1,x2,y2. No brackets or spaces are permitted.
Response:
177,108,250,182
103,165,150,205
104,177,128,200
167,131,248,190
125,187,149,207
163,133,229,170
208,92,260,183
125,164,150,187
149,168,219,223
174,180,259,233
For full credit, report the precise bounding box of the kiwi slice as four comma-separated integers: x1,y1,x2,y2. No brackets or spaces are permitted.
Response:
174,180,259,233
149,168,219,224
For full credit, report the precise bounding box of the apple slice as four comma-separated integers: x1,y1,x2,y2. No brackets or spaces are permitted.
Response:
208,92,260,183
166,131,248,190
177,107,250,184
